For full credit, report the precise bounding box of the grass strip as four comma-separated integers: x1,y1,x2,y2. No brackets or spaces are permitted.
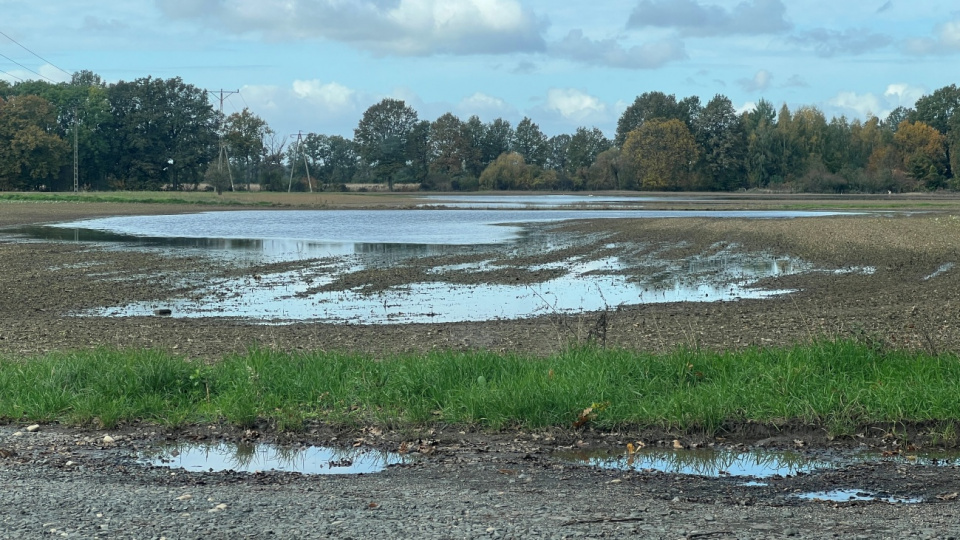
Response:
1,341,958,434
0,192,270,206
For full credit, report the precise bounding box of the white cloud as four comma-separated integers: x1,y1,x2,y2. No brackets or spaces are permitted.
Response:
737,69,772,92
291,80,357,110
546,88,608,123
883,83,925,107
155,0,546,56
456,92,517,119
829,91,886,118
549,30,687,69
736,101,757,115
240,81,370,137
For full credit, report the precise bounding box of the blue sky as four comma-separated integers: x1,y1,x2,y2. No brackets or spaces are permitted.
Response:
1,1,958,140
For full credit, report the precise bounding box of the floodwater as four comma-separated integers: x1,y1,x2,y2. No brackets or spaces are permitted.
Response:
139,441,407,475
6,202,868,324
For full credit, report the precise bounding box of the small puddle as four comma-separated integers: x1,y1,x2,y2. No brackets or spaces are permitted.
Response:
556,448,842,478
923,263,955,281
796,490,921,504
138,442,408,475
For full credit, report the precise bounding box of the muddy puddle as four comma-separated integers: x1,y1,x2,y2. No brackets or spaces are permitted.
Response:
796,490,922,504
556,447,960,483
4,207,870,324
138,441,409,475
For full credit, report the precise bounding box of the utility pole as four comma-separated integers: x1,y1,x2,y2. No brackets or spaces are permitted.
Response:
73,108,78,193
208,89,239,191
287,131,313,193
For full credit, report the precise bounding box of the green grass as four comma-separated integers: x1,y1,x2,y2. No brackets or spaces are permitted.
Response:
1,341,959,434
0,191,271,206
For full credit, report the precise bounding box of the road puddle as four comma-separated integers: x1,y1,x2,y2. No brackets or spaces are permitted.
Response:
139,441,408,475
796,490,921,504
556,448,841,478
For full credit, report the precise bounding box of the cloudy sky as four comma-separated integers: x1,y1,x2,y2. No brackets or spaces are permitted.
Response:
1,1,958,140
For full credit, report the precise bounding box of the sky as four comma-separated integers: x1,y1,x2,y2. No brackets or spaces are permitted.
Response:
1,1,958,141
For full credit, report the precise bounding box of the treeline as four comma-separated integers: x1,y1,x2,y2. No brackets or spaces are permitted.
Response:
1,70,959,193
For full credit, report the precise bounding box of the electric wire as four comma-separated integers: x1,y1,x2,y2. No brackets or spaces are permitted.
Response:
0,29,72,78
0,67,24,82
0,50,59,83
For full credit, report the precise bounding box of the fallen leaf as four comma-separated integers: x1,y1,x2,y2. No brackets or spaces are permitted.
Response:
626,443,636,454
573,407,594,428
938,492,959,501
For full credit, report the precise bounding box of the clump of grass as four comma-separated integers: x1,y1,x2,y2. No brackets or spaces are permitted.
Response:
1,341,959,433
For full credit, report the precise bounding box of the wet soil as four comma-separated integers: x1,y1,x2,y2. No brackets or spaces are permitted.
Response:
2,195,960,536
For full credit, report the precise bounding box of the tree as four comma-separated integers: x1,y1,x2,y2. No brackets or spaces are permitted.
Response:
478,151,555,190
481,118,513,166
0,95,69,190
913,85,960,179
429,113,468,176
622,119,699,190
354,98,420,188
584,147,628,190
224,108,272,188
546,134,571,173
894,120,949,188
694,94,746,190
615,92,700,146
512,117,549,167
104,76,217,189
566,127,611,175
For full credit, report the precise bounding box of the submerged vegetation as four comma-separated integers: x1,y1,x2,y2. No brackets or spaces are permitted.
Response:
2,341,959,436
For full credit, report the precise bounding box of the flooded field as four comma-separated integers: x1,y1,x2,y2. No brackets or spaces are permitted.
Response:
6,203,866,324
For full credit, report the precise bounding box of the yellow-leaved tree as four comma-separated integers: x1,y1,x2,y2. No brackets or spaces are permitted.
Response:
622,119,699,190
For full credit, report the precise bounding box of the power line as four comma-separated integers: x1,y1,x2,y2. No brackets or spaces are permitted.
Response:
0,50,58,83
0,29,72,77
0,67,24,82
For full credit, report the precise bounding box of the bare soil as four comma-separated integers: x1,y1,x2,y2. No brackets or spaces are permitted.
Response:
2,194,960,537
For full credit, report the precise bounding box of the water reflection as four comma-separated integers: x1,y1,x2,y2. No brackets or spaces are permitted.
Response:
85,250,801,323
557,448,839,478
139,441,407,475
4,208,868,324
796,490,921,504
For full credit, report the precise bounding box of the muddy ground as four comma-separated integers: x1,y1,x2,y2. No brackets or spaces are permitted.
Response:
2,195,960,538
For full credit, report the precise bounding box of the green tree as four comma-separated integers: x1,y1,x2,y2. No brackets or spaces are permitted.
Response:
354,99,421,189
694,94,746,190
566,127,611,175
481,118,513,167
616,92,700,146
0,95,69,190
546,134,571,173
429,113,468,176
512,117,549,168
478,151,554,190
912,85,960,179
224,108,272,188
104,76,217,189
622,119,699,190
